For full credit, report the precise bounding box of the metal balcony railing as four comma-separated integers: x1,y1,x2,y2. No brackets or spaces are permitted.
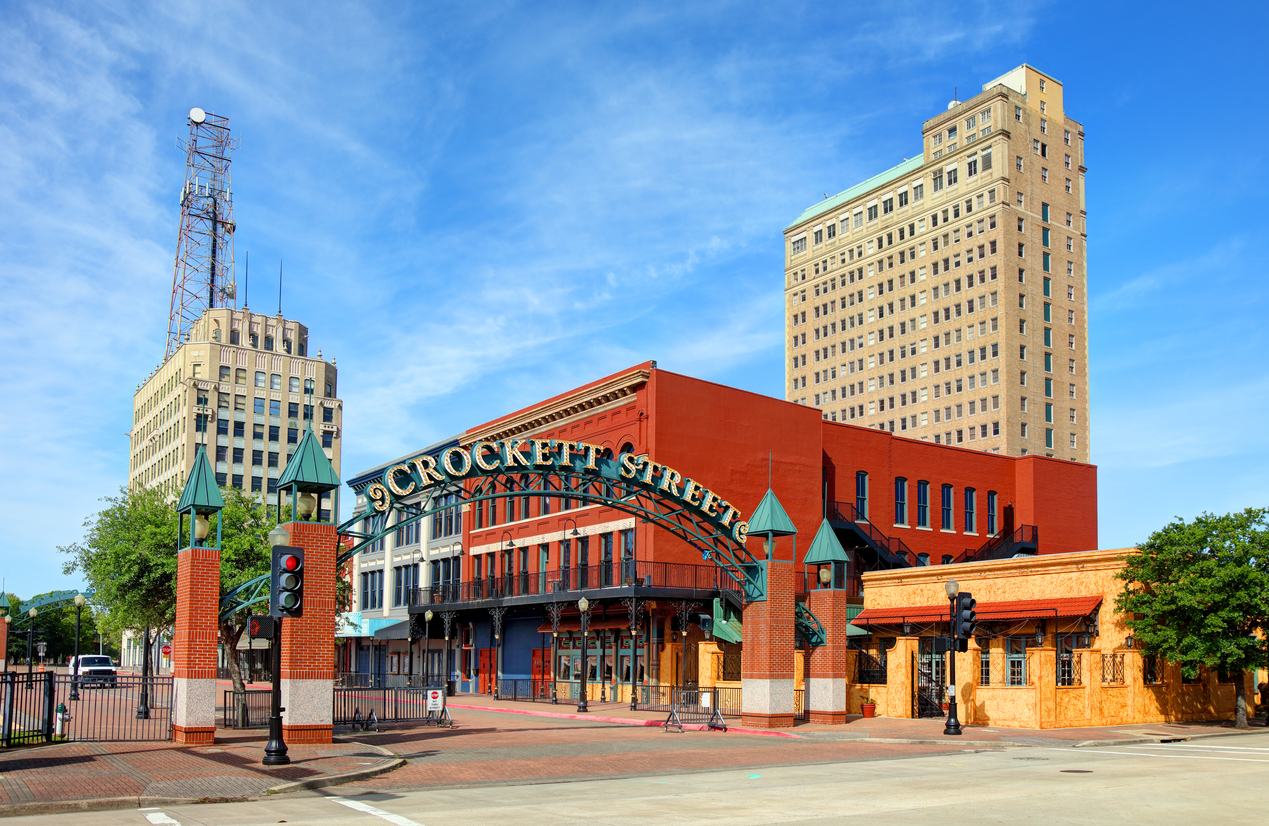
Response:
408,559,739,607
827,500,915,567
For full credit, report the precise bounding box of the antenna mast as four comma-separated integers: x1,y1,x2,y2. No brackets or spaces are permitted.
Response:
165,107,239,358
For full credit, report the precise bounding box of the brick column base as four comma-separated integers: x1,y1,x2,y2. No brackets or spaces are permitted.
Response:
171,545,220,744
741,558,796,729
805,588,852,725
279,521,336,745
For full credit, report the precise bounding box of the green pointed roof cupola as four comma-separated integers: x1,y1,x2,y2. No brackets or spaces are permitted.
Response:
177,444,223,548
277,425,341,524
803,519,849,565
277,428,341,492
747,488,797,537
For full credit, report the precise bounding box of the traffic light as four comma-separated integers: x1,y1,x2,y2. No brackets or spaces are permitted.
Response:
955,592,977,641
270,545,304,618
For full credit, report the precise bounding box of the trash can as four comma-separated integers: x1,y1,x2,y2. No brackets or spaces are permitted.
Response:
446,679,456,696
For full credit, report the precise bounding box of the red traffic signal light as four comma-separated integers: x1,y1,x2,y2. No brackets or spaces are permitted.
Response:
270,545,305,618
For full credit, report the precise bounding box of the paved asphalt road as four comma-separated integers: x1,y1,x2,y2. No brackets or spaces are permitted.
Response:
9,731,1269,825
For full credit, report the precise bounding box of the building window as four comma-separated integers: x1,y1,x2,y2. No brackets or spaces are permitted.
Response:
987,491,997,535
360,570,384,610
894,477,908,525
792,237,806,254
979,642,991,686
289,377,301,393
964,488,976,533
855,471,868,517
916,481,929,527
255,371,266,388
1006,637,1027,685
940,484,953,530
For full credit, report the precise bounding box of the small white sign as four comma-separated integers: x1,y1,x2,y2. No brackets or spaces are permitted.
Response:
427,689,444,712
948,685,956,698
700,693,711,708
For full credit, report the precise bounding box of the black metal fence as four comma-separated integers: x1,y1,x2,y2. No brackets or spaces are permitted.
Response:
496,679,554,702
221,690,272,729
714,686,742,717
337,672,445,689
409,559,740,607
2,672,173,746
333,686,437,725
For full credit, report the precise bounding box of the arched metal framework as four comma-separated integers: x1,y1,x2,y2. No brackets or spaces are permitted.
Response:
220,452,762,623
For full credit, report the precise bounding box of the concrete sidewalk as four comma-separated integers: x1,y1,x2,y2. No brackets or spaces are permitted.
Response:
446,693,1265,747
0,732,401,818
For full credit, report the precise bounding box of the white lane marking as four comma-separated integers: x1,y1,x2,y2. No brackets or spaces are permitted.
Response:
327,796,426,826
1046,747,1269,763
1138,743,1269,752
143,813,181,826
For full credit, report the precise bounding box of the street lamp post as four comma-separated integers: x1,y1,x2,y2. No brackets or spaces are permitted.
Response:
70,594,86,701
424,610,434,687
577,597,590,713
944,578,962,736
26,608,37,683
136,627,151,719
263,523,292,766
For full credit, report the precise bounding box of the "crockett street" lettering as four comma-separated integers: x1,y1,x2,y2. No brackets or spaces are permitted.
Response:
365,439,749,545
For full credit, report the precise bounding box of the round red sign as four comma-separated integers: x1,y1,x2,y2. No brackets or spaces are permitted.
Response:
161,645,172,655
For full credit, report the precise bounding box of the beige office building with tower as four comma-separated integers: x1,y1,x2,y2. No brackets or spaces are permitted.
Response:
783,65,1089,462
127,308,343,505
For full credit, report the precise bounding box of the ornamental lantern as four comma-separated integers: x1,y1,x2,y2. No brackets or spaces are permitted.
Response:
177,444,224,549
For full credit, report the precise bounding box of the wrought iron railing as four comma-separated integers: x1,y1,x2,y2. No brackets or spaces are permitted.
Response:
955,525,1040,564
409,560,739,607
221,689,272,728
717,653,742,682
828,500,915,566
337,672,444,689
852,648,888,684
1057,652,1083,686
1101,652,1125,685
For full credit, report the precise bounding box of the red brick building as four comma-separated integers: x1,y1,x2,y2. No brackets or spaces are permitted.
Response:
386,361,1096,721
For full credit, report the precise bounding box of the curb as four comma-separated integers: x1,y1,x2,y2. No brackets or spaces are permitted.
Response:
0,796,241,820
448,703,802,739
266,738,406,794
1072,726,1262,749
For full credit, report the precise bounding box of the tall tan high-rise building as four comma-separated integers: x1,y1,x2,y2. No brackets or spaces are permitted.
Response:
783,65,1088,462
127,308,343,510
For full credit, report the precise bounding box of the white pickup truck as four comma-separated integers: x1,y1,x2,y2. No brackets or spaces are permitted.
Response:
69,655,118,687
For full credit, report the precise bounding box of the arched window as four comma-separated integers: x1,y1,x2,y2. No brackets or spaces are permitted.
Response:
964,488,977,533
941,554,953,565
917,553,930,566
255,371,266,388
856,471,869,517
916,481,930,527
941,484,954,530
894,477,907,525
987,491,998,535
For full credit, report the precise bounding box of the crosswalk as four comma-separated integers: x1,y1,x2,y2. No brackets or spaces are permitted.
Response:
1052,739,1269,764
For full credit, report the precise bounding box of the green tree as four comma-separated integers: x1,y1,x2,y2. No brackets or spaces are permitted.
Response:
59,484,294,701
59,485,179,682
1116,508,1269,728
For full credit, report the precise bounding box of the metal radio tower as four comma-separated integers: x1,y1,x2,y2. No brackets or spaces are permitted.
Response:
165,107,238,358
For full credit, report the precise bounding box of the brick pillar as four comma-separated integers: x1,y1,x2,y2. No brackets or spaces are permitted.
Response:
805,588,851,724
171,544,220,744
741,559,795,728
280,521,336,744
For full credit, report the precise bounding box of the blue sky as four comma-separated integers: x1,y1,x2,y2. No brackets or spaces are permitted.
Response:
2,1,1266,598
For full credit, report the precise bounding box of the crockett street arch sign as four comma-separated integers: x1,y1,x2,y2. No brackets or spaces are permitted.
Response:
219,439,766,622
367,439,751,545
358,439,760,581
